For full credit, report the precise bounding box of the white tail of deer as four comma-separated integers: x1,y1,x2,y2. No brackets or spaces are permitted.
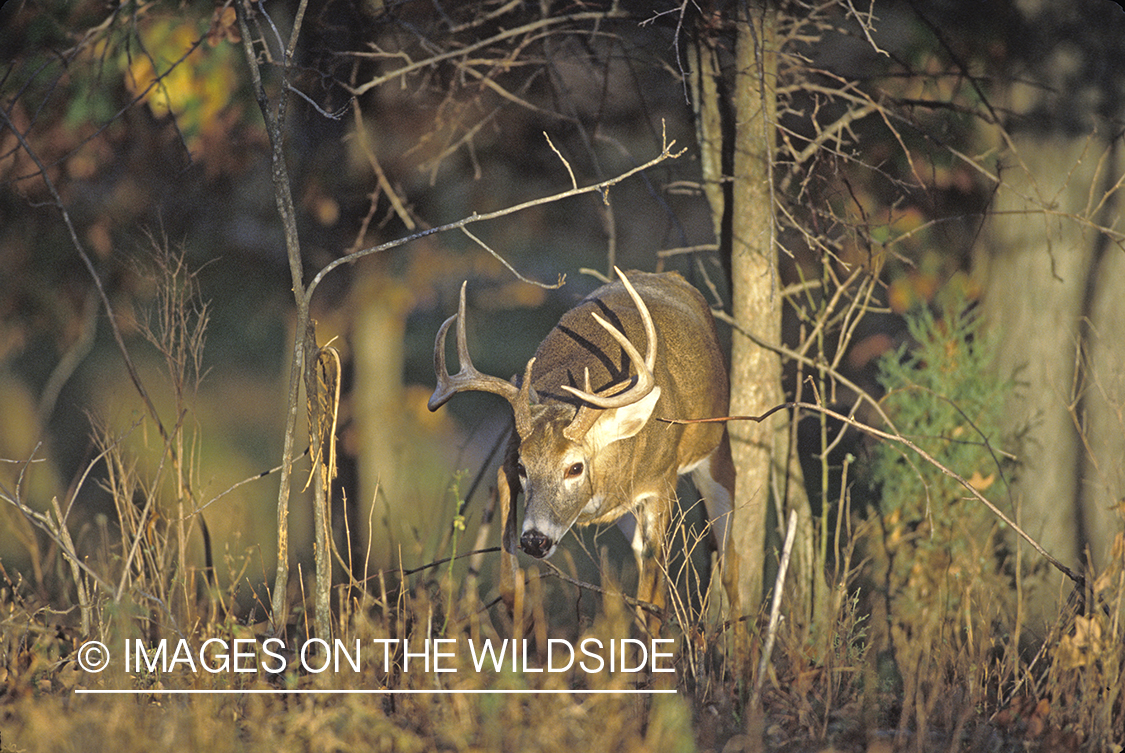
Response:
429,268,737,627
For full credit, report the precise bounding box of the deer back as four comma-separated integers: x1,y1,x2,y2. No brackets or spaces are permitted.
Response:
533,271,726,422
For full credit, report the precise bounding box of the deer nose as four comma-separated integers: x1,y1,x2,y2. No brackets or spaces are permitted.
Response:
520,529,553,559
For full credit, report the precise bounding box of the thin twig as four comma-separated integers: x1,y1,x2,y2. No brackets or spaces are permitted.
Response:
460,227,565,289
173,447,311,521
0,107,169,445
344,10,628,96
660,403,1084,587
284,82,350,119
544,132,577,189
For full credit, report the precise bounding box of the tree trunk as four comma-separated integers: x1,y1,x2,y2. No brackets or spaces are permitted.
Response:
350,261,410,570
724,2,778,616
723,1,816,619
979,132,1124,630
976,0,1125,632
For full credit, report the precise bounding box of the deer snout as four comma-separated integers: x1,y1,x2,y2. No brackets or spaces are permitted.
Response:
520,529,554,559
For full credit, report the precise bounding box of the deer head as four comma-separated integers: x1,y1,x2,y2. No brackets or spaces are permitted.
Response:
429,269,662,559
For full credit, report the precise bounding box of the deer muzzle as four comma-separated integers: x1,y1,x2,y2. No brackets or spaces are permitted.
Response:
519,529,554,559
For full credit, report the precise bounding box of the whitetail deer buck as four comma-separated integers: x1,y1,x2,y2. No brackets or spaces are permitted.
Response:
429,269,737,626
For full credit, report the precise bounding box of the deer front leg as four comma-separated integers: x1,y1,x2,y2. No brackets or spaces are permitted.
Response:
629,497,670,634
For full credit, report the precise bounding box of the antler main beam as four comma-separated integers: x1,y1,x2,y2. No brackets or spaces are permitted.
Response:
429,281,536,438
429,281,522,410
560,268,656,409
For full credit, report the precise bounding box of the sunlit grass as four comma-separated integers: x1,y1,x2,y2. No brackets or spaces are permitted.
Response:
2,255,1123,752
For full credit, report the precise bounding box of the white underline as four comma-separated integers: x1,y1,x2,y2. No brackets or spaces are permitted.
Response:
75,688,675,695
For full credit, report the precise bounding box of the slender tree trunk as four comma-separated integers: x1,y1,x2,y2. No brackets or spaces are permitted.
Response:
693,2,816,620
726,1,819,619
235,0,312,637
350,262,409,570
724,2,779,615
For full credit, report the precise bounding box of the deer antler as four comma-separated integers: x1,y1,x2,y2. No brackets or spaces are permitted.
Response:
560,268,656,408
429,281,536,437
561,268,657,441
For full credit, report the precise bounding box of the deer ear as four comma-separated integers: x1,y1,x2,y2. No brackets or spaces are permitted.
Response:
586,386,661,451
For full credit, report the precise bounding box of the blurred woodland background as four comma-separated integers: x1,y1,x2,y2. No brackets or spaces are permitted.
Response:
2,0,1124,749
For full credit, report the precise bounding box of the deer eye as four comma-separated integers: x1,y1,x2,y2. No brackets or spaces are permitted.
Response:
516,462,527,478
564,462,584,479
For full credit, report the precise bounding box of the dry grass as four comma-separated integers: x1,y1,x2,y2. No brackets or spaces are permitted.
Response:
2,262,1123,753
4,478,1122,752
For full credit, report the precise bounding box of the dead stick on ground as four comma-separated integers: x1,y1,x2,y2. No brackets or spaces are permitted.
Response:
751,507,798,709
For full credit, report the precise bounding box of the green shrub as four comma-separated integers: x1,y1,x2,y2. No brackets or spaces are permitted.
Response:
866,283,1015,732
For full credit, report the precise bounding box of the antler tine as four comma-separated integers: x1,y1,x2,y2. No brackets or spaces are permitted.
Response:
616,266,657,374
428,281,521,411
428,311,459,410
560,267,657,409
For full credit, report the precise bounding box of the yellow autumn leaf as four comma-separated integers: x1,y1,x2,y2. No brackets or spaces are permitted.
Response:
967,470,994,491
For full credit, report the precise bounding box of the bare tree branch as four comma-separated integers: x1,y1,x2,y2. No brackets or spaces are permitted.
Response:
306,131,685,300
343,11,627,97
660,402,1084,588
